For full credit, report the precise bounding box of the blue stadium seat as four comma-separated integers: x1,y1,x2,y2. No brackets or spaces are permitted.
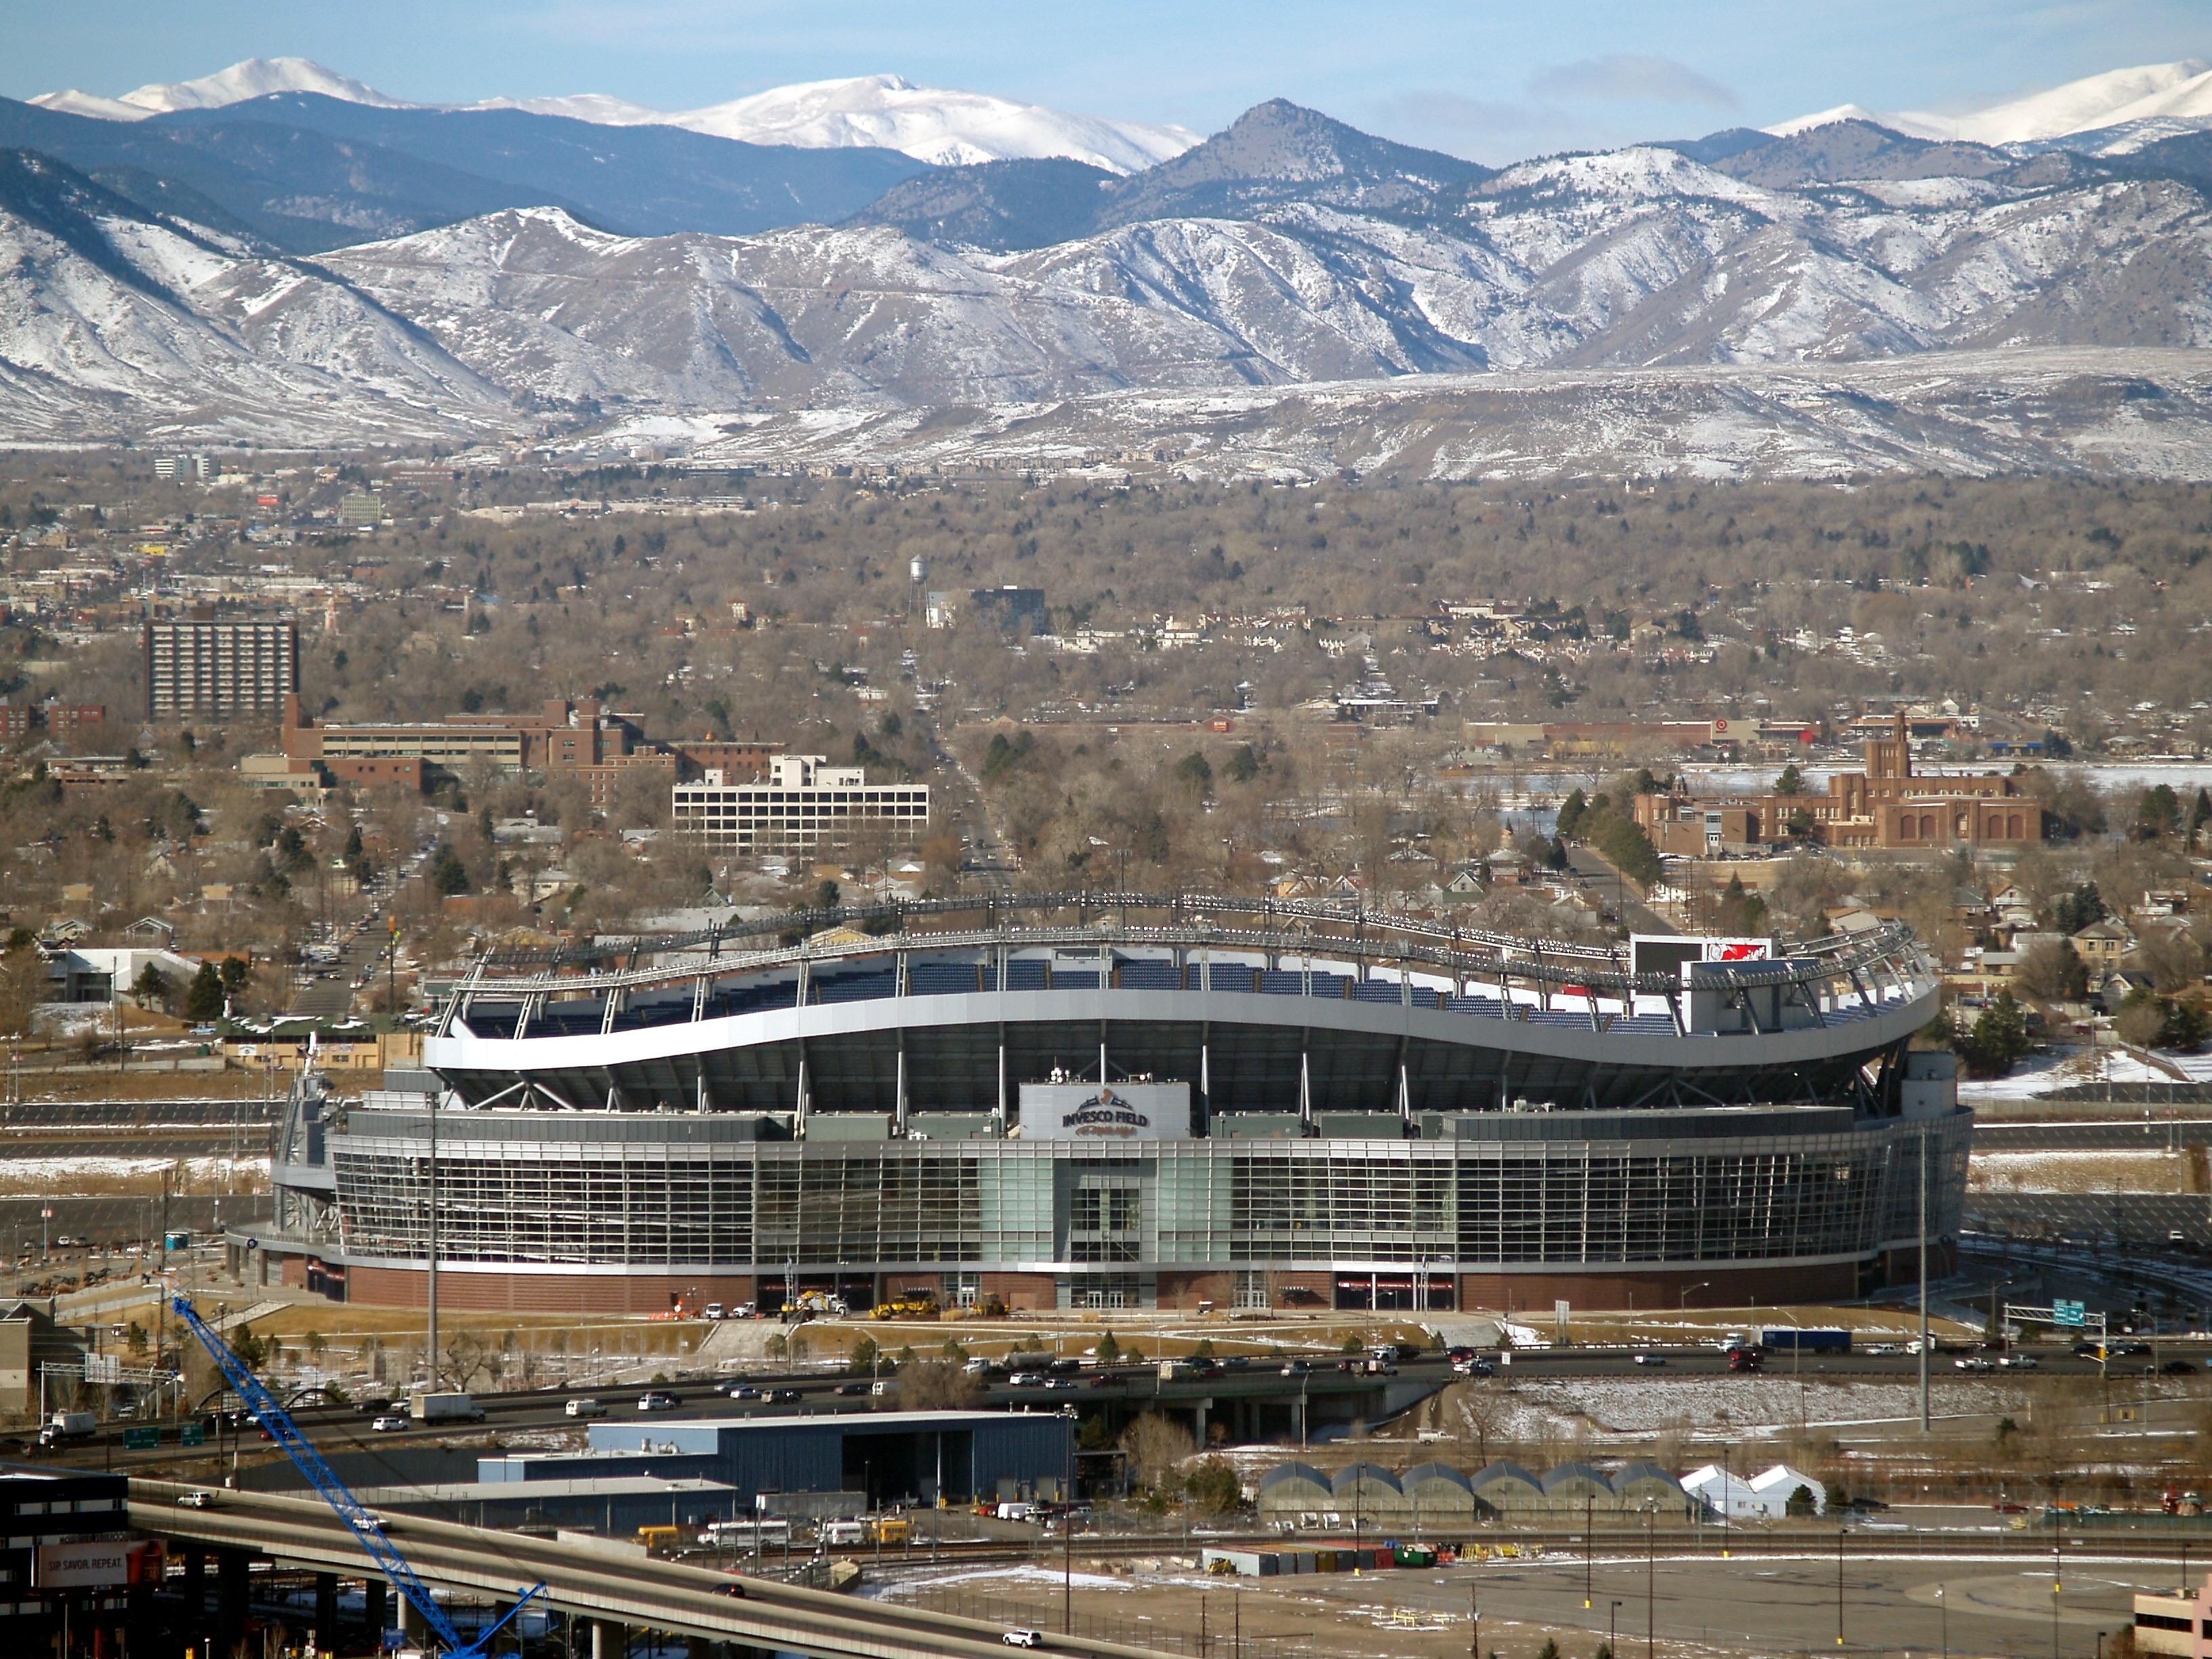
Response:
1052,971,1101,991
1116,961,1183,990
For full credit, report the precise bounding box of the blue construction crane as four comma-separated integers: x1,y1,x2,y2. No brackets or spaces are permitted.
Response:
171,1295,544,1658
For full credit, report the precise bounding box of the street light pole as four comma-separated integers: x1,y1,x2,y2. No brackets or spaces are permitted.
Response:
1610,1599,1622,1659
1920,1124,1931,1434
1837,1524,1847,1649
1585,1494,1593,1607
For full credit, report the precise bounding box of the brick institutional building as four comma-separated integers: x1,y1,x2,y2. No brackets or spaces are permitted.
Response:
279,695,777,798
1635,715,2043,855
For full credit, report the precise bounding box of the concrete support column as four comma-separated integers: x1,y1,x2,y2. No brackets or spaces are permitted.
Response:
363,1578,387,1647
180,1546,204,1629
214,1549,249,1654
314,1572,337,1653
592,1617,622,1659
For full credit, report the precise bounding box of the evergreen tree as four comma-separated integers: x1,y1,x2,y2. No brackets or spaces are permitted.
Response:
1954,990,2030,1078
431,846,472,897
1556,788,1588,839
1775,763,1804,796
183,962,224,1022
130,962,173,1011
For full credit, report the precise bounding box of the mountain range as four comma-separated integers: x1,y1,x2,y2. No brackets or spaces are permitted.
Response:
6,56,2212,475
31,58,1198,173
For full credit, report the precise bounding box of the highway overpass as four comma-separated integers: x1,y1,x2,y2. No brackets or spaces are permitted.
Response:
133,1478,1176,1658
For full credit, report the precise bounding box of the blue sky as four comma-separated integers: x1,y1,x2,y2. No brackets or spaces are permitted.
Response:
4,0,2207,161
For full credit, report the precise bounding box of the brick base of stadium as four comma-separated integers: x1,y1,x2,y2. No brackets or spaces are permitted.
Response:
318,1246,1951,1314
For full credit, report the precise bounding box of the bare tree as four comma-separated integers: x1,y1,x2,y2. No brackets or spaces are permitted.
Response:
1118,1412,1196,1494
889,1358,981,1411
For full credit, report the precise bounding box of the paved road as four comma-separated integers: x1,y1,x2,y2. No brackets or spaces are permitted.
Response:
1357,1548,2166,1659
1969,1191,2212,1248
1561,845,1671,934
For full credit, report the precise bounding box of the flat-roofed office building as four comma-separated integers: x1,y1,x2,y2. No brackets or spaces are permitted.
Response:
672,754,930,850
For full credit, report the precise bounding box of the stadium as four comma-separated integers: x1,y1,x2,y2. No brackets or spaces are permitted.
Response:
264,893,1967,1314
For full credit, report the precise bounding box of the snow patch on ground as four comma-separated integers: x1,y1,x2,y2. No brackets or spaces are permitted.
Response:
1968,1149,2188,1193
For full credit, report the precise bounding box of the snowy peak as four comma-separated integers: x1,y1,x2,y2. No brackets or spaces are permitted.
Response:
122,57,409,117
662,74,1200,173
1767,59,2212,146
28,58,1200,176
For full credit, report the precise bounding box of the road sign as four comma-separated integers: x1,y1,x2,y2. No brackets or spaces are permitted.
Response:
178,1422,205,1448
84,1353,121,1384
123,1426,158,1450
2053,1299,2087,1327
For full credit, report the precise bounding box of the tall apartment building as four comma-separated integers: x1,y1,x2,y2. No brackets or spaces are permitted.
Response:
144,619,300,720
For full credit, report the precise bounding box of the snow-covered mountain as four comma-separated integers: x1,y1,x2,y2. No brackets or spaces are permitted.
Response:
0,148,505,443
32,57,411,123
1770,58,2212,146
9,97,2212,472
644,75,1197,173
29,58,1198,174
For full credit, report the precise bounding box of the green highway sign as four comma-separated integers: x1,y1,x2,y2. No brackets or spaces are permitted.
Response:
2053,1299,2086,1327
178,1423,206,1448
123,1427,159,1450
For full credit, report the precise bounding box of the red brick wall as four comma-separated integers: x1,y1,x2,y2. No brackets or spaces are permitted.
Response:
1456,1261,1858,1315
345,1265,759,1315
980,1272,1057,1311
1156,1270,1233,1311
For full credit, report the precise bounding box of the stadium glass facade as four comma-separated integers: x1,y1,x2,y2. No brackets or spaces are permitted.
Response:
262,895,1969,1313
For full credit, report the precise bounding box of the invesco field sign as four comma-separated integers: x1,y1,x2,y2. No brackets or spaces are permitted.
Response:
1018,1082,1191,1140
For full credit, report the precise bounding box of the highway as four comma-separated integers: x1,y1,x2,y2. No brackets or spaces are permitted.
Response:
134,1479,1183,1658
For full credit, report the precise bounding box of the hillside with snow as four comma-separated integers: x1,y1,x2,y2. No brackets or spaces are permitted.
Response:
1771,58,2212,146
7,83,2212,473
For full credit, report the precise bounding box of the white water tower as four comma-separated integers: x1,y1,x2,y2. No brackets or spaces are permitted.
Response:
909,555,927,586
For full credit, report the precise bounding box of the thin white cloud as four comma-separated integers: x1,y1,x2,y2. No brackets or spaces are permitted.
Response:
1373,90,1561,137
1529,54,1739,108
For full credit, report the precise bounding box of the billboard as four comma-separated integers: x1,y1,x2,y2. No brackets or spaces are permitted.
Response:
1631,934,1771,978
1018,1082,1190,1141
35,1539,163,1589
